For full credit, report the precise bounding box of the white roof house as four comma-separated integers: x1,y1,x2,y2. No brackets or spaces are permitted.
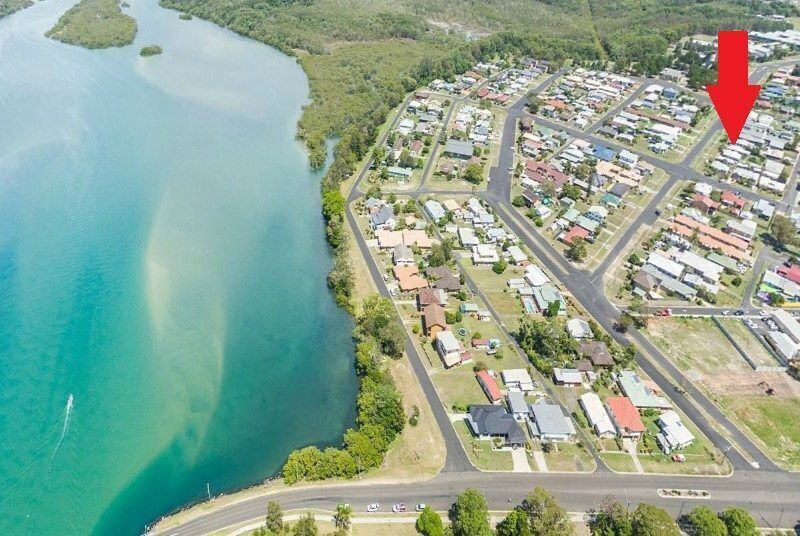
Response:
646,251,684,280
472,244,500,265
524,265,550,287
656,410,695,453
424,200,447,222
507,391,529,419
458,227,480,247
435,331,463,368
507,245,529,265
553,368,582,386
766,330,799,363
673,250,723,283
501,368,536,393
579,392,615,437
773,309,800,344
566,318,593,340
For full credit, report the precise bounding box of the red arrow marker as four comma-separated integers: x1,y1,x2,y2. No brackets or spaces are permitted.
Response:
706,31,761,144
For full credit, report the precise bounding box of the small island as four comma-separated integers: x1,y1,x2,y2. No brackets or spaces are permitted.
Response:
45,0,137,49
139,45,162,57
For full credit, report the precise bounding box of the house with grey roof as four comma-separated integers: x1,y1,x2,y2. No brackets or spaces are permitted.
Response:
528,403,576,442
424,199,447,223
506,391,529,420
444,139,474,159
392,244,415,267
370,204,396,230
466,405,526,447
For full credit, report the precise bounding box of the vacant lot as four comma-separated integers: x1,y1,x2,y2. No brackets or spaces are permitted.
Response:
647,317,800,470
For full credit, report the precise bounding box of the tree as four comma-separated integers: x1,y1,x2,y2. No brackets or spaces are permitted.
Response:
291,513,318,536
566,237,587,262
520,487,573,536
590,497,632,536
631,504,679,536
719,507,757,536
496,509,531,536
450,488,492,536
686,506,728,536
334,503,353,532
266,500,284,534
493,259,508,274
463,163,484,184
416,506,445,536
545,300,562,318
771,214,796,248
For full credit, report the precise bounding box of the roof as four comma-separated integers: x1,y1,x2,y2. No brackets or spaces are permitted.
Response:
657,410,695,447
773,309,800,343
617,370,671,408
553,368,582,384
529,403,575,437
466,405,526,445
501,368,535,391
393,265,429,291
422,303,447,330
444,139,474,158
436,330,461,353
566,318,592,339
579,340,614,366
579,392,615,436
507,391,528,415
606,396,645,433
476,370,502,402
418,287,447,307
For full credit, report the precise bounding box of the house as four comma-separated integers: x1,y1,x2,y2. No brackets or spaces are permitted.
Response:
506,245,529,265
370,204,396,230
466,405,526,447
528,403,576,442
501,368,536,393
476,370,503,404
507,391,529,420
579,392,616,437
424,200,447,223
692,194,720,214
617,370,671,409
606,396,645,439
532,286,566,315
422,303,447,337
472,244,500,265
435,330,463,368
655,410,695,453
426,266,461,292
393,265,429,292
632,270,658,296
418,287,447,309
766,330,799,362
561,225,590,245
392,244,415,267
444,139,474,159
552,368,582,387
409,139,424,158
566,318,593,340
773,309,800,344
578,341,613,369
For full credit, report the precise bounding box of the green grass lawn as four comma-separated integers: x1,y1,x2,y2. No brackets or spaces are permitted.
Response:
454,420,514,471
716,317,776,367
719,395,800,471
541,441,595,472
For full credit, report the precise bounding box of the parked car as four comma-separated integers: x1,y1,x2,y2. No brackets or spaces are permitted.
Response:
722,310,731,316
415,503,427,512
367,503,380,512
392,503,406,513
734,310,745,316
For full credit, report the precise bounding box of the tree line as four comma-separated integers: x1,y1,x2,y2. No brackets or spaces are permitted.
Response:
250,487,787,535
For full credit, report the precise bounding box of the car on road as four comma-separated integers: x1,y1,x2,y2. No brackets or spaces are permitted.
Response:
415,503,426,512
655,308,671,317
734,310,745,316
392,503,406,513
367,503,380,512
654,209,661,216
722,310,731,315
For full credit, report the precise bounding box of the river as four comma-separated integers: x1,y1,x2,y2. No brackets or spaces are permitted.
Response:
0,0,358,533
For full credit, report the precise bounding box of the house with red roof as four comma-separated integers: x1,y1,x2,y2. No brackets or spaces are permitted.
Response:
523,160,570,191
777,264,800,285
476,370,502,404
606,396,645,439
692,194,720,214
721,191,746,215
561,225,589,245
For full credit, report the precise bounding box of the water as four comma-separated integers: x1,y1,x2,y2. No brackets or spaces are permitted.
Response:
0,1,358,533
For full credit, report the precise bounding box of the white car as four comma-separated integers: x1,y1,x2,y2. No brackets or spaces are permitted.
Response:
415,503,427,512
367,503,380,512
392,502,406,513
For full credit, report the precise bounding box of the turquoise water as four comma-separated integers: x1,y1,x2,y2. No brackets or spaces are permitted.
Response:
0,1,358,533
